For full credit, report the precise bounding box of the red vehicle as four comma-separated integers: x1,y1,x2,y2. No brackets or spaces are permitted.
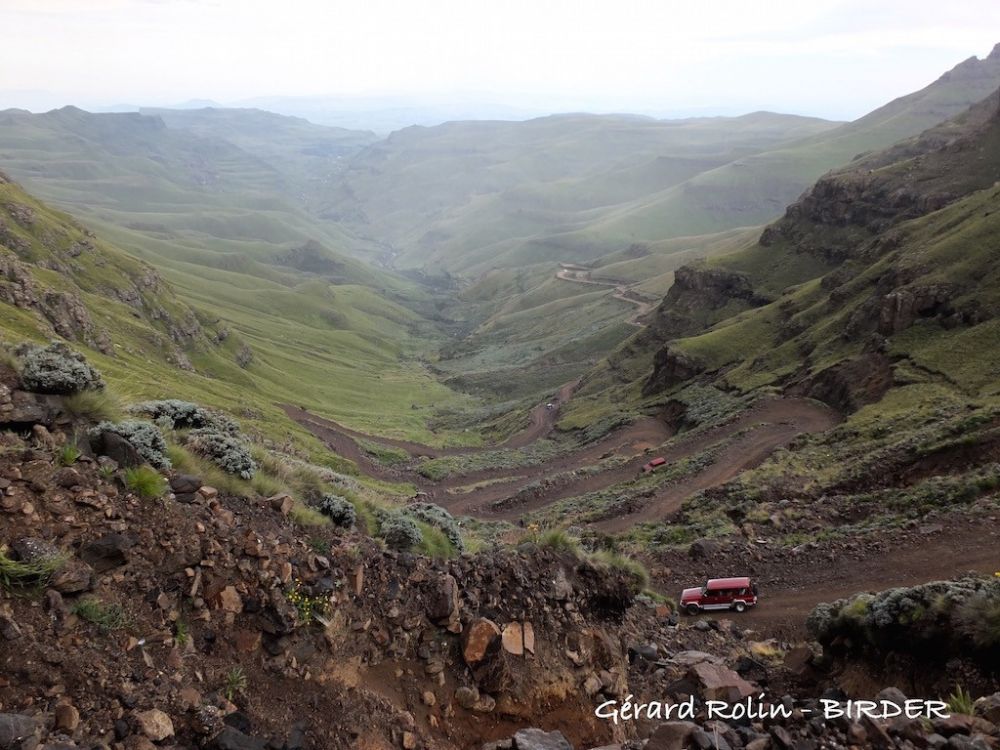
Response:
680,577,758,614
642,456,667,474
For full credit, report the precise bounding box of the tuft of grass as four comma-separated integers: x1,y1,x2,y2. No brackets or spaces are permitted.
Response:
288,501,329,527
124,465,167,499
589,549,651,592
63,390,123,422
174,619,189,647
57,443,81,466
223,666,247,703
72,598,128,632
0,545,66,592
947,685,975,716
532,528,581,556
415,521,457,559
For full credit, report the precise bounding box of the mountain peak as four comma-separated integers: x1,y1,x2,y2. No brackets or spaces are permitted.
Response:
990,42,1000,61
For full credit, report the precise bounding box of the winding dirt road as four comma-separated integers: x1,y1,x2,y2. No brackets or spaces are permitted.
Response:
287,391,838,529
556,264,658,327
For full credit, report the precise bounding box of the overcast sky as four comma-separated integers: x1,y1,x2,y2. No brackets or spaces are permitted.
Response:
2,0,999,121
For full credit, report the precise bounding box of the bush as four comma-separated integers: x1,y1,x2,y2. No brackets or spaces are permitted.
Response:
130,399,239,435
57,443,81,466
93,419,170,469
186,429,256,479
317,494,356,528
16,341,104,394
0,544,66,591
380,513,423,551
533,528,581,556
404,503,464,552
125,465,167,499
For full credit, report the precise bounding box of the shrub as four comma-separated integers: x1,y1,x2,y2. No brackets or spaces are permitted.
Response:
124,465,167,499
947,685,976,716
380,513,423,551
404,503,464,551
130,399,238,435
416,522,457,559
16,341,104,394
93,419,170,468
186,429,256,479
318,494,356,528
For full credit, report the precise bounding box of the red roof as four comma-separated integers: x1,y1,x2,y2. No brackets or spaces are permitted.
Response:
648,457,666,466
706,577,751,590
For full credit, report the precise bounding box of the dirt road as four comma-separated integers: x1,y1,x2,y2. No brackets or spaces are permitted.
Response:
555,263,658,327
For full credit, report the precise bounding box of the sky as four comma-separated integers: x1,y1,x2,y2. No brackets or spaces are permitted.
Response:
2,0,999,122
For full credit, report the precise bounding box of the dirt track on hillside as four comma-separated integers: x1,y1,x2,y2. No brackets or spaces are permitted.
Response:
672,513,1000,638
555,264,657,327
286,394,837,527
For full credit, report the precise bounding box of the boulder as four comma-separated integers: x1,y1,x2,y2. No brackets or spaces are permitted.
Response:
0,714,39,750
90,430,143,469
512,728,572,750
462,618,500,665
50,559,94,594
688,662,757,702
501,622,525,656
426,573,459,622
975,693,1000,725
134,709,174,742
80,533,135,572
688,538,721,559
646,721,698,750
170,474,203,494
208,727,267,750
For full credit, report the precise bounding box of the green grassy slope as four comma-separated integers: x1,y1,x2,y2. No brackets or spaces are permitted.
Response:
0,109,478,442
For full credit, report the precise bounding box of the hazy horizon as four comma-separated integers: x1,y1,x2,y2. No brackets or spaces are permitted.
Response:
2,0,999,128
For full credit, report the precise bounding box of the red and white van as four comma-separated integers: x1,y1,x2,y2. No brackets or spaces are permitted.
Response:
680,577,758,614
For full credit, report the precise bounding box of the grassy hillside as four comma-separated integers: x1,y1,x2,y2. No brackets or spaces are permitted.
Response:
0,109,478,442
561,87,1000,542
328,111,840,274
326,46,1000,280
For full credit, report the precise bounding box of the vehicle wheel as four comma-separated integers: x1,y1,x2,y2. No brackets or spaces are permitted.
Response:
685,604,699,616
734,601,746,613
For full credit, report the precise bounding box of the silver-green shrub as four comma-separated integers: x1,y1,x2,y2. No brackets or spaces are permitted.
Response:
92,419,170,469
317,494,356,528
16,342,104,395
186,428,256,479
130,399,239,435
380,512,423,551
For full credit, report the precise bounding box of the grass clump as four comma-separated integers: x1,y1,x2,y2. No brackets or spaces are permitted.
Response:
72,598,128,632
223,666,247,702
589,549,651,593
947,685,975,716
57,443,81,466
63,389,123,422
124,465,167,499
531,528,581,556
288,503,330,527
0,544,66,592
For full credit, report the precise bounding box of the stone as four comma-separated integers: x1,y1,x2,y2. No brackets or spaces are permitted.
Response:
688,662,756,702
169,474,202,494
462,618,500,664
426,573,459,622
783,645,814,677
511,728,572,750
177,687,202,710
402,731,418,750
269,493,294,515
91,430,143,469
455,686,479,710
198,486,218,500
646,721,699,750
50,559,94,594
0,714,38,749
688,538,721,559
975,693,1000,724
216,586,243,614
501,622,526,656
232,629,261,653
134,709,174,742
54,703,80,732
522,621,535,654
208,727,267,750
53,467,83,489
80,533,134,572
